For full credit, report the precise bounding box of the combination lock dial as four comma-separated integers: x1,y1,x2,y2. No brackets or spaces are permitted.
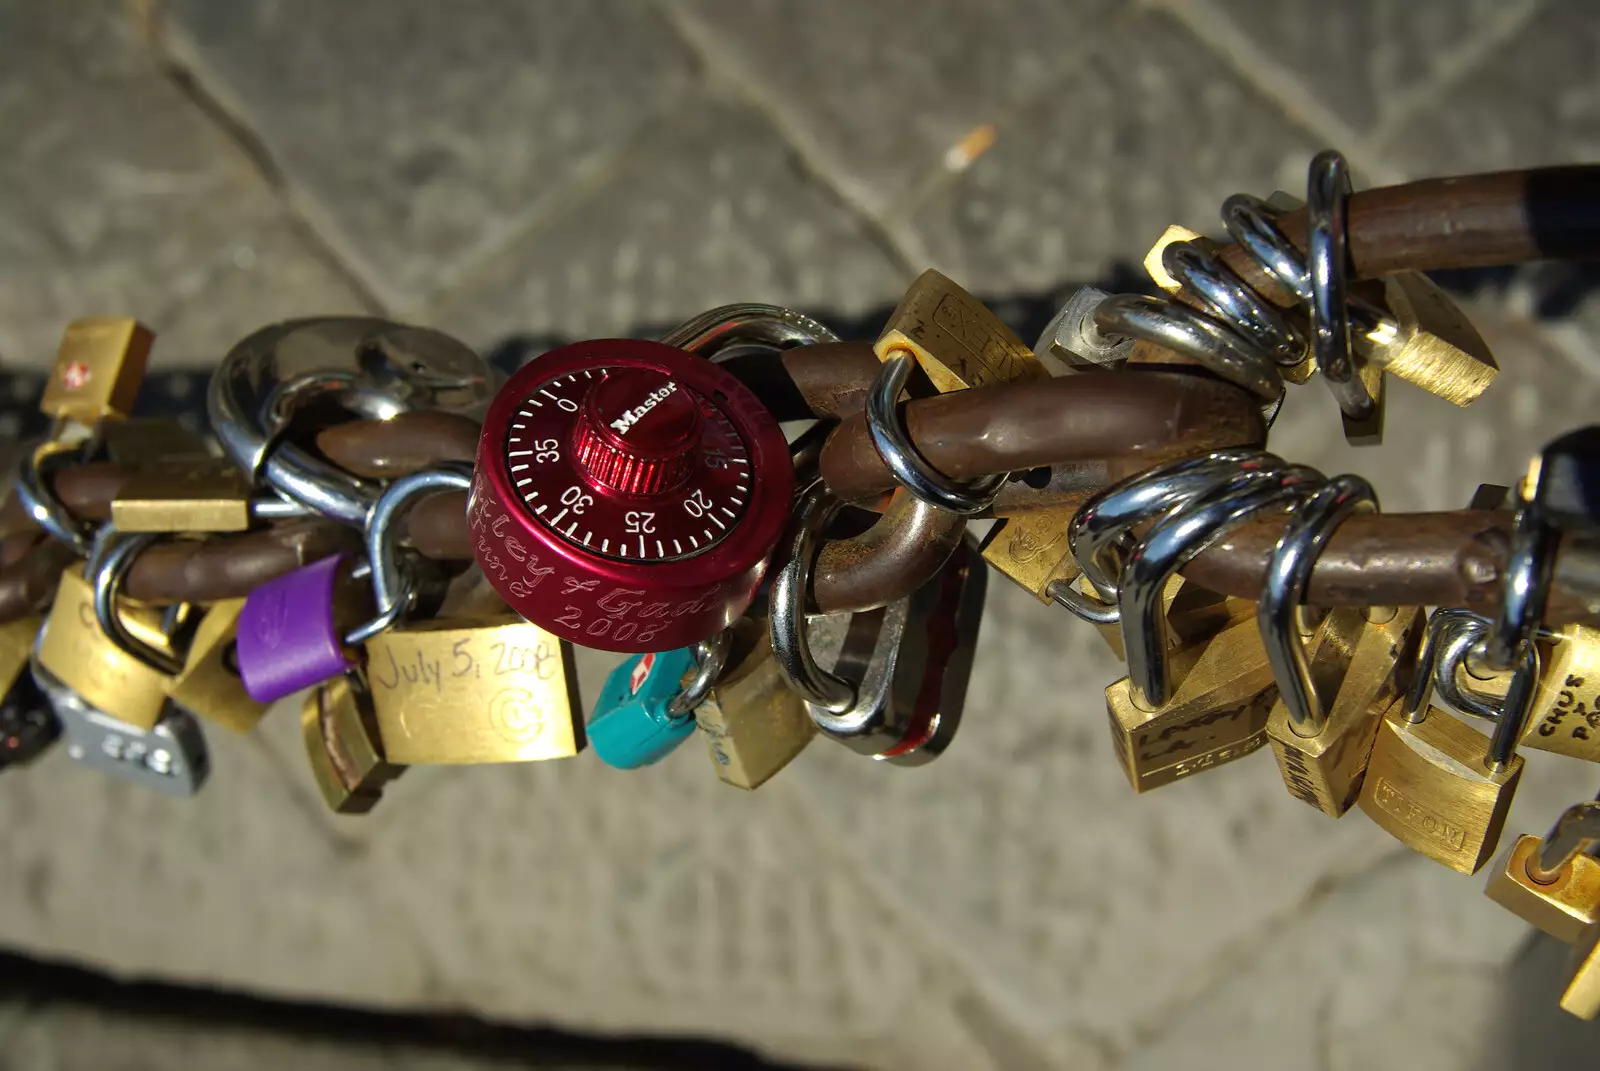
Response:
471,339,792,653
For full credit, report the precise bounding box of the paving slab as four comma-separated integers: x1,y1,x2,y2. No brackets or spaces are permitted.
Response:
0,1,366,371
667,0,1122,222
430,90,907,349
1163,0,1533,150
899,8,1324,295
161,0,699,312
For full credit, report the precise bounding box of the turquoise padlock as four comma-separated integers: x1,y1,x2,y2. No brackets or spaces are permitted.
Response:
588,647,699,769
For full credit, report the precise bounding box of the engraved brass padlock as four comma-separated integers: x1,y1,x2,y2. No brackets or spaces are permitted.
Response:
1105,618,1277,792
1516,623,1600,762
35,566,172,732
870,269,1073,600
167,599,269,734
303,673,404,814
1362,271,1498,408
691,617,815,790
365,616,584,765
39,317,153,424
1356,615,1536,874
1103,463,1315,791
1266,606,1422,817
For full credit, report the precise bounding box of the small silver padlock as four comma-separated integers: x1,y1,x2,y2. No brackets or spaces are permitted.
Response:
31,658,210,796
770,484,987,765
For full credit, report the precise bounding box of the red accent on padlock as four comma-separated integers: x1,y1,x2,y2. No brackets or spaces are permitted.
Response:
471,338,792,653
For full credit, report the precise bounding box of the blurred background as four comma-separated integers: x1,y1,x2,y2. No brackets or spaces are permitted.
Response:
1,1,1599,1068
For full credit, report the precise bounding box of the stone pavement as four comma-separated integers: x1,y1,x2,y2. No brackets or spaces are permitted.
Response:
1,1,1599,1068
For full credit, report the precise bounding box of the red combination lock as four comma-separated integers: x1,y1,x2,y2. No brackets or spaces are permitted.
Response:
470,339,793,652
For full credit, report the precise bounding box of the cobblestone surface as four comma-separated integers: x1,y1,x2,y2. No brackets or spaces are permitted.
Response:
1,1,1597,1068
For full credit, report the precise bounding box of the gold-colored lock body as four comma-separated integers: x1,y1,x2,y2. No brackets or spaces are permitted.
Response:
167,599,268,734
303,674,403,814
112,459,255,533
1358,706,1522,874
1363,271,1497,407
36,566,171,731
1105,617,1277,792
691,618,816,790
1517,623,1600,762
871,270,1075,599
874,269,1046,392
1267,606,1423,817
1484,834,1600,944
39,317,153,423
364,617,583,764
101,418,212,467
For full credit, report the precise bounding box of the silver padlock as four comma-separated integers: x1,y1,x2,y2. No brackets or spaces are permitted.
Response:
770,484,987,765
31,658,210,795
1034,285,1134,372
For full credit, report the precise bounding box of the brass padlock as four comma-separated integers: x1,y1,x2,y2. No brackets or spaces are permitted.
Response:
1485,837,1600,945
1266,606,1423,817
112,459,256,533
1362,271,1498,408
364,616,584,764
1105,617,1277,792
1078,573,1255,662
303,673,404,814
35,566,172,732
167,599,269,734
978,511,1082,605
1356,622,1536,874
873,268,1046,392
870,269,1075,599
1515,623,1600,762
691,617,815,790
39,317,153,424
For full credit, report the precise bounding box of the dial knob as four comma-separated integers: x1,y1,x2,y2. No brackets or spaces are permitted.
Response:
470,338,792,654
571,368,701,495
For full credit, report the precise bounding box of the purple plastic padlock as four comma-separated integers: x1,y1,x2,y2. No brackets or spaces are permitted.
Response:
236,554,355,703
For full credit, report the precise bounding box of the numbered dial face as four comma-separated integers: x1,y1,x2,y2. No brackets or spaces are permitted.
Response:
471,337,792,654
502,366,752,562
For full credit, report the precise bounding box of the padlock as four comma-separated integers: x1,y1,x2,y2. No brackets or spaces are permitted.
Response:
1266,605,1423,817
365,615,584,765
1356,616,1536,874
782,538,987,766
303,673,404,813
1531,425,1600,531
32,658,208,795
0,615,59,768
1033,285,1134,372
1514,623,1600,762
691,616,815,790
235,554,372,704
1362,271,1498,408
869,269,1074,599
111,458,256,533
35,565,172,731
873,268,1047,392
589,646,705,770
1105,618,1278,792
1103,461,1315,791
38,317,153,424
979,511,1082,605
1485,837,1600,945
167,599,270,734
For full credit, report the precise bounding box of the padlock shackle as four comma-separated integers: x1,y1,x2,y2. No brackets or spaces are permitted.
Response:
1259,475,1378,737
1533,800,1600,883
